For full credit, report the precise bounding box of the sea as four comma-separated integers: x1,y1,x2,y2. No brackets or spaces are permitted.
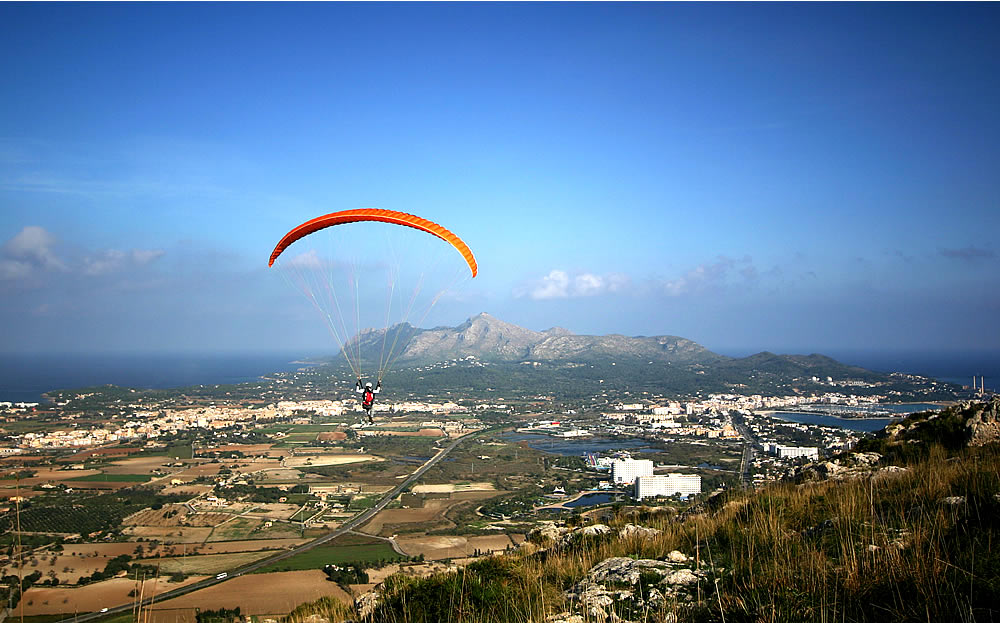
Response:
0,349,996,405
817,349,1000,389
0,352,320,403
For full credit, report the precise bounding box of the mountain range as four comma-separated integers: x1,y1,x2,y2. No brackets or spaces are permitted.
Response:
344,312,889,385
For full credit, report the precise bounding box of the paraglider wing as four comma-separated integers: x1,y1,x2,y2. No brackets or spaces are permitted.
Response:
268,208,478,277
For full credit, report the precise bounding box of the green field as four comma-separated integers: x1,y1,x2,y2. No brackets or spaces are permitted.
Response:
206,517,262,541
68,473,153,482
15,615,78,623
253,541,402,572
165,442,194,459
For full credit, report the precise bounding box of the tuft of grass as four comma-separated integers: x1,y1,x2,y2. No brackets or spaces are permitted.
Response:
285,595,354,623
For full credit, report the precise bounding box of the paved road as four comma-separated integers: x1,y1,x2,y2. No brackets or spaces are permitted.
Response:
55,428,486,623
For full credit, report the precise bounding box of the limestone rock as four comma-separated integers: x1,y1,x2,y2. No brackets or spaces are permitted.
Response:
661,568,698,586
581,523,613,537
966,397,1000,446
619,523,661,539
588,557,674,585
529,520,569,543
873,465,909,480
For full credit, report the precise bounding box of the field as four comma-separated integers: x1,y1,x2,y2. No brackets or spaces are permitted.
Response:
0,538,313,585
395,534,523,561
122,526,215,543
282,454,380,468
205,517,263,541
101,456,175,475
244,502,302,520
202,443,275,454
159,483,213,496
18,575,205,616
148,570,352,615
247,521,308,540
253,541,402,573
360,491,500,536
158,538,309,555
1,550,115,585
142,551,275,574
10,467,104,485
68,473,153,482
411,482,496,493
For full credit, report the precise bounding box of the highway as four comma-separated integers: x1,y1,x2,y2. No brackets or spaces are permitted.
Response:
55,428,485,623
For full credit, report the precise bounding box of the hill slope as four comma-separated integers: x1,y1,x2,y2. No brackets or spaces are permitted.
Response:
323,399,1000,623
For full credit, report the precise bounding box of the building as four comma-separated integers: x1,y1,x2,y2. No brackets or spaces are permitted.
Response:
611,458,654,485
635,474,702,500
765,444,819,460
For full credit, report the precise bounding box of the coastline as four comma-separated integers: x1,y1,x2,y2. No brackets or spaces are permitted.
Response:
755,409,903,420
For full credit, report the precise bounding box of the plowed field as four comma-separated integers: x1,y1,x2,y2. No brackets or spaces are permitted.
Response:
149,570,351,614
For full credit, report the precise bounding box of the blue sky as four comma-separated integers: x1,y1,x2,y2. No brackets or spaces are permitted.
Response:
1,2,998,356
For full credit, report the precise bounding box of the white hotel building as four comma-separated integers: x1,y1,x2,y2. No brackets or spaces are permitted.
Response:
765,444,820,460
635,474,702,500
611,458,654,485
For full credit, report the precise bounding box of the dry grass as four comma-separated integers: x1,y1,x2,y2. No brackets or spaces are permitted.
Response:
363,443,1000,622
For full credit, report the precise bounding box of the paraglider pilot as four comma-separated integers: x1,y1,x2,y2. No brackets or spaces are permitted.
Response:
356,379,381,423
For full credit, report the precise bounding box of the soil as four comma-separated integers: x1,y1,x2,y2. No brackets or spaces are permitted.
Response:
156,538,309,556
394,534,518,560
149,569,352,614
102,456,174,475
160,484,214,497
282,455,380,468
411,482,496,493
123,526,215,543
19,575,205,615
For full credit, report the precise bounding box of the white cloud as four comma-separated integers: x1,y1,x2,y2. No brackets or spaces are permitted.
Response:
82,248,165,276
516,269,632,300
0,226,66,280
1,226,164,280
3,225,65,269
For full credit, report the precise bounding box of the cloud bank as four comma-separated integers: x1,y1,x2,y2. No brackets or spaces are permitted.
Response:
1,226,164,281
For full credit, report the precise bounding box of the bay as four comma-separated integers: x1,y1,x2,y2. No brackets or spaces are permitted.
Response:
0,352,314,403
768,411,900,433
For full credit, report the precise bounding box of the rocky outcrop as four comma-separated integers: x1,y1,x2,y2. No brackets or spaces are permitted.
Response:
618,523,661,539
562,550,714,622
789,451,885,483
965,398,1000,446
526,520,570,544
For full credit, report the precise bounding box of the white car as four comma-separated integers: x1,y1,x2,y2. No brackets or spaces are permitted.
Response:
216,572,228,580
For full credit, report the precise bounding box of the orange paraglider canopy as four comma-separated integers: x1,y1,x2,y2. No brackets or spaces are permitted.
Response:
268,208,477,277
